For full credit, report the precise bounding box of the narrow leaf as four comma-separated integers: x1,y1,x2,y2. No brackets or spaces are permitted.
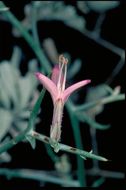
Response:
25,87,46,148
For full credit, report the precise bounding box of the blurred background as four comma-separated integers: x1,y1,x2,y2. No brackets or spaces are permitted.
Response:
0,1,125,189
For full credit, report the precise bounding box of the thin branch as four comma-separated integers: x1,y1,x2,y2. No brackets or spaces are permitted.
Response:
86,168,125,179
74,94,125,112
83,29,124,58
0,168,80,187
93,13,106,38
105,57,125,84
31,2,41,49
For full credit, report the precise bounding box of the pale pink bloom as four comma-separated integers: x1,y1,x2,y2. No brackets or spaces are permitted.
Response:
35,55,91,143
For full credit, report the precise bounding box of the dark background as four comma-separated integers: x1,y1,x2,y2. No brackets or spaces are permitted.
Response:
0,1,125,189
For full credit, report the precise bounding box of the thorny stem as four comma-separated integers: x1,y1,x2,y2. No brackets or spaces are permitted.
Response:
31,131,108,161
0,130,108,161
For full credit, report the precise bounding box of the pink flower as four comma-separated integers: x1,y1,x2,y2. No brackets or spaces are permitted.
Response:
35,55,91,143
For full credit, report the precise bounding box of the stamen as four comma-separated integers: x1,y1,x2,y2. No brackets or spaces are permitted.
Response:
64,58,68,65
62,58,68,91
57,55,66,91
57,60,64,91
59,54,64,69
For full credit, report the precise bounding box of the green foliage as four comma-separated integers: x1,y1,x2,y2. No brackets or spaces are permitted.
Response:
0,57,38,142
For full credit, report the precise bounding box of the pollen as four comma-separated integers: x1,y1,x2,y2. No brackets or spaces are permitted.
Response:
59,54,68,65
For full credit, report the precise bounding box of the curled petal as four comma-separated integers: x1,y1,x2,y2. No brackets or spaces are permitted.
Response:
35,72,58,104
63,80,91,102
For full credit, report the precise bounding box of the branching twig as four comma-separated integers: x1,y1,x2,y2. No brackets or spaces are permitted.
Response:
86,168,125,179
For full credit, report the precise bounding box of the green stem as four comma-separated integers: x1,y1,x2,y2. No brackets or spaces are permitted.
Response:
0,168,80,187
66,100,86,187
86,168,125,179
31,3,41,49
101,94,125,104
0,130,108,161
83,29,124,57
74,94,125,112
0,1,51,73
31,131,108,161
0,132,25,154
44,144,59,163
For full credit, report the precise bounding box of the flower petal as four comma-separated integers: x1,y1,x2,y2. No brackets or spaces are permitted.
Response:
51,65,60,85
51,64,64,87
35,72,58,104
63,80,91,102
